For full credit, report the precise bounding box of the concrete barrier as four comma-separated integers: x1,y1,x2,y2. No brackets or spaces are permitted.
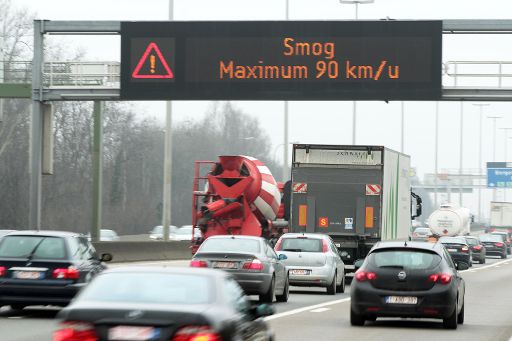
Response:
92,241,192,263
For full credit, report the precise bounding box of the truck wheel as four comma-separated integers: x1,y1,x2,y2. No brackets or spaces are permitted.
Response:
326,272,337,295
350,307,365,326
260,276,275,303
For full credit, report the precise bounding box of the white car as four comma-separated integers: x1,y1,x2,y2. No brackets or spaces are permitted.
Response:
87,229,120,242
149,225,178,240
169,225,202,241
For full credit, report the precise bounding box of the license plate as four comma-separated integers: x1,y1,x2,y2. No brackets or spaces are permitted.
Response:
447,248,457,252
290,269,310,275
213,261,237,269
385,296,418,305
108,326,158,341
14,271,44,280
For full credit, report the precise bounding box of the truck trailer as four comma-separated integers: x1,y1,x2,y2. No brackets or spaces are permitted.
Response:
288,144,421,271
490,201,512,233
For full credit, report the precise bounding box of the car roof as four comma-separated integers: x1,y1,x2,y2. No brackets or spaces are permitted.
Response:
371,240,444,255
206,235,265,241
2,230,82,238
280,233,329,240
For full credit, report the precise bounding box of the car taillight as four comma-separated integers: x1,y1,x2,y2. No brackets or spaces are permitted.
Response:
190,260,208,268
171,326,221,341
0,266,5,277
461,246,469,252
274,238,283,251
428,273,452,285
473,245,482,251
242,259,264,271
53,267,79,280
495,242,504,247
355,271,377,282
53,321,98,341
322,239,329,253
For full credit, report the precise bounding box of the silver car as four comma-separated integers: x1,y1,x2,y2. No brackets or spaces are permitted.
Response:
411,227,433,241
274,233,345,294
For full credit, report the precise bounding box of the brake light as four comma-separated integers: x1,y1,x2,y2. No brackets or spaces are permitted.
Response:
461,246,469,253
53,267,79,280
473,245,482,251
171,326,221,341
190,260,208,268
53,321,98,341
322,239,329,253
428,273,452,285
242,259,264,271
355,271,377,282
0,266,5,277
274,238,283,251
495,242,504,247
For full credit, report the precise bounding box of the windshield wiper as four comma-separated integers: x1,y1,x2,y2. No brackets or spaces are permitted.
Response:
25,237,47,262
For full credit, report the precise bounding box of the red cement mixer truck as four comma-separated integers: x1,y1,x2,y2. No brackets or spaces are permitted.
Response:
191,155,287,252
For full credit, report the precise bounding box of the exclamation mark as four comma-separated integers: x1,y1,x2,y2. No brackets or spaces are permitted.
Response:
150,55,156,74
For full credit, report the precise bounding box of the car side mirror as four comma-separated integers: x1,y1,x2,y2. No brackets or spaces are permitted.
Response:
278,254,287,261
253,304,275,319
456,262,469,271
100,253,113,262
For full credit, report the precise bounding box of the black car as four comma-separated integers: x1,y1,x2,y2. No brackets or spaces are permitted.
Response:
191,235,289,303
0,230,111,310
479,234,508,259
464,236,486,264
54,267,275,341
351,241,467,329
439,236,472,267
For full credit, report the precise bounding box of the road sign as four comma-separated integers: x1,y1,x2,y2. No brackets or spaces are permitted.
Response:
121,21,442,100
487,162,512,188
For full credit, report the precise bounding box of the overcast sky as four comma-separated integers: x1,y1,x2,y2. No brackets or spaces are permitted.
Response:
12,0,512,220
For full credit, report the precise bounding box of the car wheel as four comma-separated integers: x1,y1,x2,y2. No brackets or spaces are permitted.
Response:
350,307,365,326
336,273,345,293
260,276,275,303
479,257,485,264
501,252,507,259
276,273,290,302
326,272,337,295
443,304,458,329
468,261,472,267
457,301,464,325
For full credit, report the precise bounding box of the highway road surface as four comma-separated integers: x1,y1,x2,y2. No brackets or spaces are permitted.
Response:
1,257,511,341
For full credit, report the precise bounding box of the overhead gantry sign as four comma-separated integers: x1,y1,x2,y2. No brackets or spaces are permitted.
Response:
120,21,442,101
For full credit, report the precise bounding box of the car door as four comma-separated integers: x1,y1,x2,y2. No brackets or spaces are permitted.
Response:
265,241,285,292
442,248,464,311
224,278,269,341
329,239,344,280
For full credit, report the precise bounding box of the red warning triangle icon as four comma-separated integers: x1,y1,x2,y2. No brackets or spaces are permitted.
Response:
132,42,174,79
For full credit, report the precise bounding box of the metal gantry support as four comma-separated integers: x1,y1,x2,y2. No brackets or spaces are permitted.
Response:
91,101,104,243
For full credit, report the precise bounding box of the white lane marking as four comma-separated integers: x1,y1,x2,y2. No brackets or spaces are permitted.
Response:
460,258,510,273
310,308,331,313
7,316,23,319
264,298,350,321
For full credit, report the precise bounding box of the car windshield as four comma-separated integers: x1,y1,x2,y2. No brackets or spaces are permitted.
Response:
281,238,323,252
200,238,260,253
79,272,212,304
480,234,504,242
369,249,441,270
465,238,479,246
0,236,67,259
439,237,466,244
491,232,508,240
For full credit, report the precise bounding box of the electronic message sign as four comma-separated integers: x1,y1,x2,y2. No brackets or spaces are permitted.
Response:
121,21,442,100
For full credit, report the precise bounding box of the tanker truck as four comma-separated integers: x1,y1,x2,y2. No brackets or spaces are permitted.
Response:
191,155,286,252
427,203,471,238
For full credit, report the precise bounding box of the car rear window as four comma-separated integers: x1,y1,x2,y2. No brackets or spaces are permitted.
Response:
439,237,466,244
280,238,323,252
369,249,441,270
200,238,260,253
0,236,67,259
480,234,503,242
79,273,212,304
465,238,478,246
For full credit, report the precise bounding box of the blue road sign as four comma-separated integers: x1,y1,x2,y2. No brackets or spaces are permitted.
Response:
487,162,512,188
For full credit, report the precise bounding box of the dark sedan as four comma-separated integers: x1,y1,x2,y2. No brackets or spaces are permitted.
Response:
439,236,472,267
0,230,111,310
464,236,486,264
54,267,275,341
479,234,508,259
191,235,289,303
351,241,467,329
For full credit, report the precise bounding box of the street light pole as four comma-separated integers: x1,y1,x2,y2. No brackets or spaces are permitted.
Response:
472,103,489,222
488,115,502,202
459,102,464,206
434,102,439,208
162,0,174,241
339,0,375,145
400,101,405,153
